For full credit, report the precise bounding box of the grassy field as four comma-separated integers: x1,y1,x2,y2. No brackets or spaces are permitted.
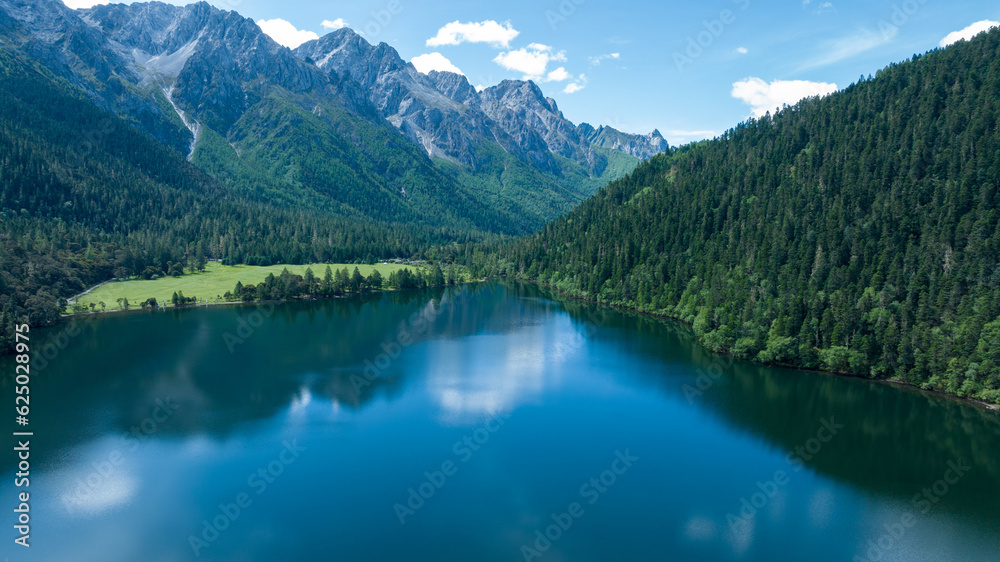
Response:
72,262,423,310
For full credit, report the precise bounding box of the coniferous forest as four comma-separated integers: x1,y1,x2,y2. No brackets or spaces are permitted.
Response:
0,47,481,351
4,13,1000,407
7,3,1000,561
466,30,1000,404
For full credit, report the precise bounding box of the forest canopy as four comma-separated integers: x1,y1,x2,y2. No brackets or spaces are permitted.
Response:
463,29,1000,404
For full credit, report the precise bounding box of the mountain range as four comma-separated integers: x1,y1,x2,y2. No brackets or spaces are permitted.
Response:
0,0,667,344
2,0,667,234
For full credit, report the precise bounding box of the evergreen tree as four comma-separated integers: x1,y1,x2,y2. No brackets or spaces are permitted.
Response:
474,30,1000,405
322,266,334,296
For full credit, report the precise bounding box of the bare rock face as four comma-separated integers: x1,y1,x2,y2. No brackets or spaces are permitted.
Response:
0,0,133,84
81,2,357,134
425,70,478,105
294,29,667,173
294,29,534,169
0,0,191,153
578,124,670,160
477,80,601,173
2,0,667,176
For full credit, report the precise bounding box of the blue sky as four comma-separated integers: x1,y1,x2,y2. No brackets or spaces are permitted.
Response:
64,0,1000,145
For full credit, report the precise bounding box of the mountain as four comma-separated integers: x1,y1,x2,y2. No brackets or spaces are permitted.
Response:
292,28,666,176
0,0,192,153
478,30,1000,405
292,28,666,229
577,123,669,160
0,0,666,236
293,29,537,169
0,38,471,352
477,79,602,173
0,0,666,351
75,1,531,234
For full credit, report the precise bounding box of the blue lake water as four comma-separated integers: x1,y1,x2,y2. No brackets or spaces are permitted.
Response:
2,282,999,561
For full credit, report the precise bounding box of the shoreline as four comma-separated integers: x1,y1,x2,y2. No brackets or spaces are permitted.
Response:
33,276,1000,413
59,280,482,319
511,277,1000,413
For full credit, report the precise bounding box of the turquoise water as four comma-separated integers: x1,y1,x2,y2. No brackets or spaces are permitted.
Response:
2,282,999,561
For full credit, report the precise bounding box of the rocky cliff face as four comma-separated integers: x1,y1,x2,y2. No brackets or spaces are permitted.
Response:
0,0,133,86
477,79,607,173
425,70,478,105
0,0,192,153
578,124,669,160
80,2,375,136
294,29,547,170
294,29,666,174
2,0,666,188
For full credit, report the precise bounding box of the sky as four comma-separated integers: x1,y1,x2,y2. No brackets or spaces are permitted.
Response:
62,0,1000,146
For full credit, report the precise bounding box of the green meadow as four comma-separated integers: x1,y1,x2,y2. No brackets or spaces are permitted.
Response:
72,262,422,311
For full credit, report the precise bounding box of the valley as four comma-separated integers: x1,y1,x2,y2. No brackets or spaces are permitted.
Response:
1,1,999,560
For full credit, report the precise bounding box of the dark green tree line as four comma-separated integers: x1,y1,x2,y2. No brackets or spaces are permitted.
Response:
469,30,1000,404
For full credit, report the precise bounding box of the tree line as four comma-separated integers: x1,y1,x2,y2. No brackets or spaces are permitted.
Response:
224,265,454,303
0,46,480,353
464,30,1000,405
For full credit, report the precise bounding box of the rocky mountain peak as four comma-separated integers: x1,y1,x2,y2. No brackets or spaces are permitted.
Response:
4,0,665,181
295,29,664,171
80,1,344,134
425,70,478,105
579,124,669,160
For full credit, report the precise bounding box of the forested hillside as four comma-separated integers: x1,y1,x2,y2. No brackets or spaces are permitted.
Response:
3,0,649,238
0,48,480,352
0,0,643,355
476,30,1000,404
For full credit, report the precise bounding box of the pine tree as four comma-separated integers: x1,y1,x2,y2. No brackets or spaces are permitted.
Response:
303,267,316,295
322,266,334,295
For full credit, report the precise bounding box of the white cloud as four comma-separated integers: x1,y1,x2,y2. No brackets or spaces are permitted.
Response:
427,20,519,48
735,46,748,55
410,53,464,75
321,18,349,31
546,67,571,82
798,27,895,70
940,20,999,47
257,19,319,49
61,0,108,7
664,129,716,146
665,129,717,146
493,43,566,79
669,129,717,138
563,75,587,94
589,53,620,65
732,77,838,117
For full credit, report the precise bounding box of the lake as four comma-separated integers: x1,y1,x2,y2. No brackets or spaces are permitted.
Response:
2,282,999,561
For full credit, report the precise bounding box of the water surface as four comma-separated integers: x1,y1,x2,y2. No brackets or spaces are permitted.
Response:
2,282,999,561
